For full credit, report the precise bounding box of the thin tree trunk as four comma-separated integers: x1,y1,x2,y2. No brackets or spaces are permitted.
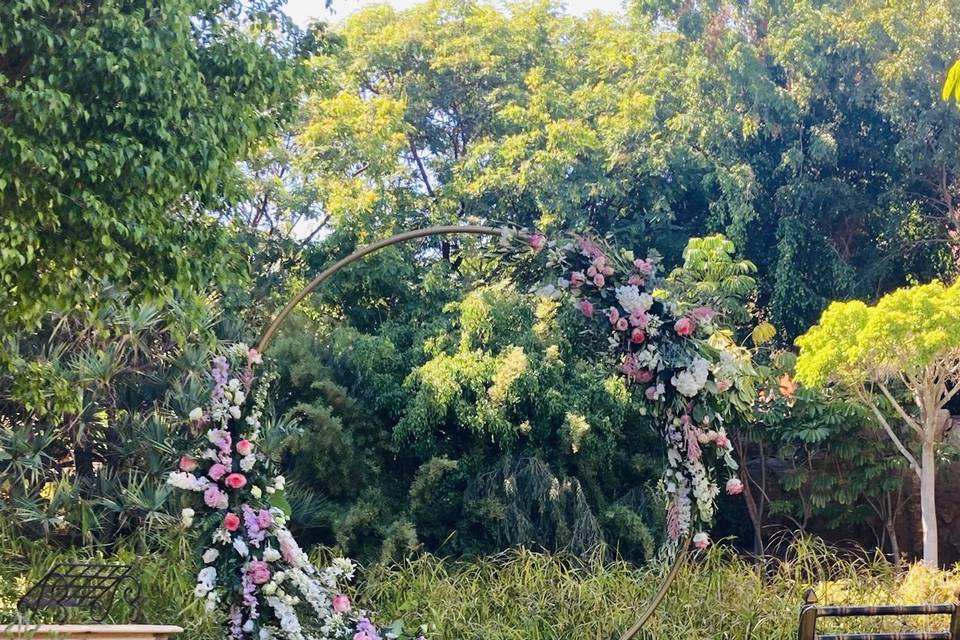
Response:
919,438,939,567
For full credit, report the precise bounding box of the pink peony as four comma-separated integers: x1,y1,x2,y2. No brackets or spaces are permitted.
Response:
527,234,546,252
726,478,744,496
247,560,271,585
674,317,695,337
592,273,605,287
635,369,654,383
332,595,351,613
630,310,649,328
569,271,585,287
633,258,654,275
204,486,228,509
179,456,198,472
630,329,646,344
224,512,241,532
615,317,629,332
236,439,254,456
574,299,594,318
208,463,228,481
693,532,711,550
690,306,716,323
225,473,247,490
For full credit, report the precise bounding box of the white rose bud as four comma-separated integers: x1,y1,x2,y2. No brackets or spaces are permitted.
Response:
189,407,204,421
251,486,262,499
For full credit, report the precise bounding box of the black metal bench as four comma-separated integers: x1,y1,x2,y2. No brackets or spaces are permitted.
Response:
16,563,141,624
799,589,960,640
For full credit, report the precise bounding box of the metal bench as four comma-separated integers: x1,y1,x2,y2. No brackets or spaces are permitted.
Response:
799,589,960,640
16,563,141,624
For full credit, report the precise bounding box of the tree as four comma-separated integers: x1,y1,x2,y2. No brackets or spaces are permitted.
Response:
0,0,321,330
795,280,960,567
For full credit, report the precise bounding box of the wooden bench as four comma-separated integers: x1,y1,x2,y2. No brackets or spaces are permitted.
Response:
0,624,183,639
799,589,960,640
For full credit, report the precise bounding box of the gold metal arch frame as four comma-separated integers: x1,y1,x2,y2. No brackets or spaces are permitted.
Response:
255,225,690,640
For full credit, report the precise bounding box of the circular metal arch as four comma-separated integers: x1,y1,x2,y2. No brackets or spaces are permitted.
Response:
254,224,689,639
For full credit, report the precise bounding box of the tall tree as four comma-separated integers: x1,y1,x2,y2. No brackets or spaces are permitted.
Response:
0,0,321,330
795,281,960,567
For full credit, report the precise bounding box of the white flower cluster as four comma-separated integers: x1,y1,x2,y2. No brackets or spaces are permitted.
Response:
671,357,710,397
615,285,654,314
168,472,209,492
194,566,217,598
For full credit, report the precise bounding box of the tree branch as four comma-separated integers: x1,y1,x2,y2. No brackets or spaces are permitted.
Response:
858,384,921,478
876,380,923,436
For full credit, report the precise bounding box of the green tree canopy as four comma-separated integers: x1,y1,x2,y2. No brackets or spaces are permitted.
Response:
0,0,323,329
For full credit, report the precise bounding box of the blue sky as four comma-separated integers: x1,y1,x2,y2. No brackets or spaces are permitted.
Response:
283,0,625,25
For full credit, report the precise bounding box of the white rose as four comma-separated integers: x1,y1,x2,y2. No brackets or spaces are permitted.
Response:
274,476,286,491
262,582,277,595
229,406,242,420
202,548,220,564
181,508,195,527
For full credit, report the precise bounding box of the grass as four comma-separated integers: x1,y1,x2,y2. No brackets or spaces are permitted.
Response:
3,533,959,640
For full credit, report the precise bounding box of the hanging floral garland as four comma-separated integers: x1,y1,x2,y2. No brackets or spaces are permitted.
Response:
166,226,757,640
496,229,755,551
168,344,406,640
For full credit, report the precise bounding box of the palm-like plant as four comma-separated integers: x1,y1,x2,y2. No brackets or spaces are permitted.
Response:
0,290,224,547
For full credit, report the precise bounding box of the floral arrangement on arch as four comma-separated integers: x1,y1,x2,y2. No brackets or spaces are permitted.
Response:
168,344,405,640
500,229,757,551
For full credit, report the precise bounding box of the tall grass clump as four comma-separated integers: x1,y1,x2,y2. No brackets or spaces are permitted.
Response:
360,536,960,640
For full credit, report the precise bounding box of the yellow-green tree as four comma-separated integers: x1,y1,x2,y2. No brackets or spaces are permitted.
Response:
795,281,960,567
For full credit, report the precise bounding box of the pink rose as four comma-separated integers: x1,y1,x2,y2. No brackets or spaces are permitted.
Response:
224,512,241,532
628,274,643,286
726,478,744,496
715,434,730,449
225,473,247,490
236,439,254,456
674,317,695,337
256,510,273,530
570,271,585,287
635,369,654,384
615,317,629,332
645,386,658,400
586,265,597,277
528,234,546,252
204,486,228,509
574,299,594,318
247,560,271,585
179,456,198,472
332,594,351,613
592,273,605,287
607,307,620,325
208,463,228,481
630,329,645,344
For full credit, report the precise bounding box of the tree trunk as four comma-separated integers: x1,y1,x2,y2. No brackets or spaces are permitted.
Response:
919,439,939,567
